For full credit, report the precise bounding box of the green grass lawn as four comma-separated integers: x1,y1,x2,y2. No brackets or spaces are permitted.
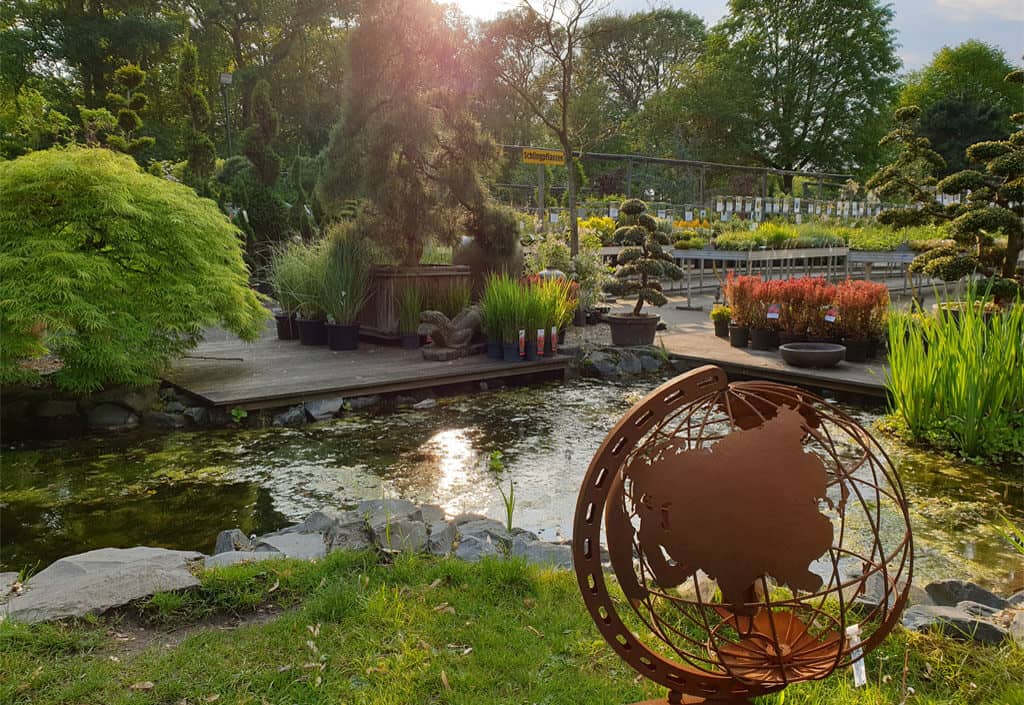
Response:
2,552,1021,705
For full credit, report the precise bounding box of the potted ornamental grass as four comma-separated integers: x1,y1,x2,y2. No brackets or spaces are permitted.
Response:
269,245,304,340
291,241,329,346
710,305,731,338
836,279,889,362
481,273,526,362
480,274,505,359
604,199,683,346
397,285,423,349
321,227,372,351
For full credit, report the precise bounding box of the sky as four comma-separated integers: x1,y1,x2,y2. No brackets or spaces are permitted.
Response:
452,0,1024,71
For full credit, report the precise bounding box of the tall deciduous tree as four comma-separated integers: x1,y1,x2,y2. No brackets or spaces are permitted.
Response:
483,0,604,256
679,0,899,189
318,0,494,266
902,41,1020,174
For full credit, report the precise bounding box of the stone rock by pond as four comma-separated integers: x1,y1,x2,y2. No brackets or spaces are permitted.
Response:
454,534,501,561
304,396,345,422
272,405,307,427
1,572,20,600
428,521,457,556
371,518,429,552
510,537,572,569
1009,590,1024,606
580,346,673,379
347,395,381,411
924,579,1010,610
2,547,202,624
253,533,326,560
616,350,642,376
214,528,252,554
205,550,284,569
141,411,188,429
902,605,1011,645
413,398,437,410
86,403,139,431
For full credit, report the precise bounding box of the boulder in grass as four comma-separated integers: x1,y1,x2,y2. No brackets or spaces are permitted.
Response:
902,605,1010,645
924,579,1009,610
253,533,326,560
214,528,251,555
2,547,202,624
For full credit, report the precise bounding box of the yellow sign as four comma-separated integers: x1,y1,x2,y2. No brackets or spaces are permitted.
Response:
522,148,565,166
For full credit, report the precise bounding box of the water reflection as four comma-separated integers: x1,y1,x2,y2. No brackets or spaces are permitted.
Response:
1,378,1021,592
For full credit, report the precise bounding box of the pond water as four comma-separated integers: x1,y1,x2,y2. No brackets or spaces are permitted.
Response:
2,377,1022,593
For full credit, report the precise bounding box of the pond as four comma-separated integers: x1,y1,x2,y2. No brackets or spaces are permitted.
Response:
2,377,1022,593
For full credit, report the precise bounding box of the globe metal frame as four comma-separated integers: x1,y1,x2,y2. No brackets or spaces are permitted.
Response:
572,366,913,704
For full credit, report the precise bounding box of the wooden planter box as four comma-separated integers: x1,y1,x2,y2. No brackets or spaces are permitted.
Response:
358,265,472,337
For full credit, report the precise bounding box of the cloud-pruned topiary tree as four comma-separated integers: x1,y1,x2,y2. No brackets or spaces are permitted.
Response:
929,68,1024,283
605,198,683,315
177,39,216,192
866,106,947,229
0,147,267,392
104,64,155,156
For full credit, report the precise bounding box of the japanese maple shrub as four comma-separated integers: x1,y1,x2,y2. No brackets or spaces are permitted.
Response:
605,199,683,315
0,147,267,392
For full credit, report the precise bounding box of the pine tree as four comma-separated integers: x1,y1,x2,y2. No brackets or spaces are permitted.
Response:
243,80,281,187
104,64,155,156
605,199,683,315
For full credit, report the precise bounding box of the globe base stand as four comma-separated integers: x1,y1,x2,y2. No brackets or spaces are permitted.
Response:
630,693,753,705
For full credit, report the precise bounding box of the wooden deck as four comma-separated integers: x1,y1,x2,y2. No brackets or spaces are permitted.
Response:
658,327,888,398
165,332,571,410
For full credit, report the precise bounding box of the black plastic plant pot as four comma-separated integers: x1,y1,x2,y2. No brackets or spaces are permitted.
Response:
487,339,503,359
728,324,749,348
296,318,327,346
275,313,298,340
400,332,420,350
326,322,359,350
713,319,729,338
842,338,870,363
524,340,539,361
749,328,775,351
502,342,522,363
543,334,554,356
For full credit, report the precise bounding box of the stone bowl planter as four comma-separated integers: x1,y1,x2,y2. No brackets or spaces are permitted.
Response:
779,342,847,369
607,313,660,346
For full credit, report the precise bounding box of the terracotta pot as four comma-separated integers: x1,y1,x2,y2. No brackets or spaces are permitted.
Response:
326,322,359,350
713,319,730,338
296,318,326,346
607,313,660,346
729,324,749,348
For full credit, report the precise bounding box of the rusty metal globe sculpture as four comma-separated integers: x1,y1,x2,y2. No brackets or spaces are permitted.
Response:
572,366,913,704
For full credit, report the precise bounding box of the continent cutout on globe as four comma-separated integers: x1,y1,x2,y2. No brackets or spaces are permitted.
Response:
630,405,834,607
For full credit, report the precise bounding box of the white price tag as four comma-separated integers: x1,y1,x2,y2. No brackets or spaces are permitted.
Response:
684,210,693,221
657,209,667,219
846,624,866,688
716,198,724,213
609,207,618,219
549,211,559,223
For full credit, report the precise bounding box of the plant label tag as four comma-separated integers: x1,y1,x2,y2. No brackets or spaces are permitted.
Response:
722,212,731,221
536,328,545,354
846,624,867,687
609,207,618,218
725,200,733,212
657,209,667,219
825,308,838,323
684,210,693,221
518,329,526,356
549,212,559,224
794,198,801,212
767,304,780,320
700,209,707,219
783,200,790,213
716,198,724,212
796,213,802,224
550,326,558,354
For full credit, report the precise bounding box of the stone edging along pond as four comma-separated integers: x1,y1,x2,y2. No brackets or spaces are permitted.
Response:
2,498,1022,648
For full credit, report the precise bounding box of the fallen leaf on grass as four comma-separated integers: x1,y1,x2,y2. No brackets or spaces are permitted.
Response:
129,682,155,691
203,695,220,703
432,602,455,614
428,578,442,589
526,625,544,638
267,579,279,593
440,670,451,692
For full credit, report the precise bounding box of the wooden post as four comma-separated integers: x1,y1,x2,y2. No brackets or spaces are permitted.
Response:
538,164,547,233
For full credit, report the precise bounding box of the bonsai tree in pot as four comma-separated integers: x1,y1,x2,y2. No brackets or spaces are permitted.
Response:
321,225,372,350
604,199,683,346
